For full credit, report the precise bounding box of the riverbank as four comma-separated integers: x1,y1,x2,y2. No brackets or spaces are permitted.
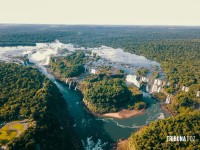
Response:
101,109,145,119
151,92,176,116
161,104,177,116
117,139,130,150
81,98,145,119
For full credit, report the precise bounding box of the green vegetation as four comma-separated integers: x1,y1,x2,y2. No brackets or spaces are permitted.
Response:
81,74,144,114
133,102,146,110
128,86,142,98
119,40,200,114
152,71,159,78
0,121,27,146
0,25,199,90
0,63,81,150
1,25,200,114
0,124,17,146
128,40,200,87
82,76,131,113
124,111,200,150
152,93,167,102
136,68,149,76
164,83,200,114
153,65,159,71
12,124,24,131
1,25,200,149
49,52,86,80
50,53,145,114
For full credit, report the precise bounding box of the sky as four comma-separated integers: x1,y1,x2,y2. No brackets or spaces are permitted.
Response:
0,0,200,26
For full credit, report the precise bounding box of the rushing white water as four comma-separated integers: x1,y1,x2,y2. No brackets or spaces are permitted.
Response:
0,40,74,65
157,113,165,120
92,46,160,68
82,137,107,150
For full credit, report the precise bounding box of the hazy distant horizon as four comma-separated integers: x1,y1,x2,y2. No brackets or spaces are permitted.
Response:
1,0,200,26
1,23,200,28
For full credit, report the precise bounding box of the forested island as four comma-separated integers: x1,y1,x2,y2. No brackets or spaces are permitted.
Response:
80,74,145,114
0,63,82,150
49,52,146,115
49,52,86,80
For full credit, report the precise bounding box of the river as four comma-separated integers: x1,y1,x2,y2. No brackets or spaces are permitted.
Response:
0,43,170,149
55,82,170,149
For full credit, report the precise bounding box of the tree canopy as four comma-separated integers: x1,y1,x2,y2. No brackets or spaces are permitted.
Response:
126,111,200,150
0,63,81,150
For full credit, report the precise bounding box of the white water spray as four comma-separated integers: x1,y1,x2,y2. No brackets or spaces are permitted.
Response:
82,137,107,150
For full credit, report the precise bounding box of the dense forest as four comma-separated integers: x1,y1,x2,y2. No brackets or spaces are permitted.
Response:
80,74,145,114
49,52,86,80
132,40,200,114
0,25,200,149
1,25,199,87
1,25,200,47
120,111,200,150
1,25,199,89
0,63,81,150
49,51,146,114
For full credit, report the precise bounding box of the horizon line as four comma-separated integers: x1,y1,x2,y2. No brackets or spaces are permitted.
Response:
1,23,200,27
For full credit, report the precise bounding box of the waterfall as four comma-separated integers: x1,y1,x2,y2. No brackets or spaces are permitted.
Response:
157,79,162,86
154,79,158,85
146,85,148,92
182,86,189,92
69,82,72,89
66,78,69,84
165,95,171,104
75,86,77,90
157,87,161,93
182,86,185,91
185,87,189,92
197,91,200,97
69,83,71,89
151,84,158,93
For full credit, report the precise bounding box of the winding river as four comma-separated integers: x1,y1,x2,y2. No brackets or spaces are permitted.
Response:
56,83,170,149
38,65,170,149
